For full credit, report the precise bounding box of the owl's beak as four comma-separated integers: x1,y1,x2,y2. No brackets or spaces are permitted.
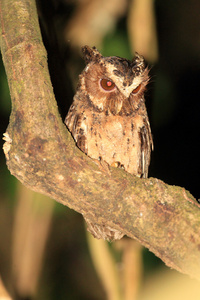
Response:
120,87,133,98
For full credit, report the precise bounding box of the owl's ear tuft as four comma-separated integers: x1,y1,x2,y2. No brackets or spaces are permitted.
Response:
132,53,146,70
82,45,103,64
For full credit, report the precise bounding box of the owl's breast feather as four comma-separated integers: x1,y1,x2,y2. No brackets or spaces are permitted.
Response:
85,113,141,175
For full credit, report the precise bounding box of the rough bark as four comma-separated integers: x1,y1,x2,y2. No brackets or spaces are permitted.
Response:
1,0,200,280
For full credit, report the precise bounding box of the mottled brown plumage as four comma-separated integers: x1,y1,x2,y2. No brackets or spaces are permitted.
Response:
65,46,153,241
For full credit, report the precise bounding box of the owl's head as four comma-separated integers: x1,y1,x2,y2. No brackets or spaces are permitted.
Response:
79,45,149,115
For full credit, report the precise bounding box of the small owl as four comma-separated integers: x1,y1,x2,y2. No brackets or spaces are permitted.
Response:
65,46,153,241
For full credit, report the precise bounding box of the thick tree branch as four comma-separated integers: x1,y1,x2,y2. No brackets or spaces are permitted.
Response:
1,0,200,280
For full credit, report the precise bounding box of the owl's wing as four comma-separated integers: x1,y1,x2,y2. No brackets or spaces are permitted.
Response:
139,120,153,178
65,109,88,154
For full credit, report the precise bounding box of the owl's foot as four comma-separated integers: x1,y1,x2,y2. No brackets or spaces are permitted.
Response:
94,157,111,176
111,161,125,170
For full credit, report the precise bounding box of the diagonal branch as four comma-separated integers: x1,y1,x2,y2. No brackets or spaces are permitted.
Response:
1,0,200,280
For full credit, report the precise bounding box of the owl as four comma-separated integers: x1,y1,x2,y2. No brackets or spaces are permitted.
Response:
65,46,153,241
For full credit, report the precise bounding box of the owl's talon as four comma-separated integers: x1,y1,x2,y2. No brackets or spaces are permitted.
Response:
94,158,111,176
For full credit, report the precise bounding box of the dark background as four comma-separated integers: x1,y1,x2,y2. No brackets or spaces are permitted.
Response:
0,0,200,299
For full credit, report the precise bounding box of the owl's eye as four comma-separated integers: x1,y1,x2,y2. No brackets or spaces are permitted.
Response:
100,79,116,91
132,83,142,94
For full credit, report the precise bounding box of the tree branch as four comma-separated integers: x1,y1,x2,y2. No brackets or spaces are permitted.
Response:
1,0,200,280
